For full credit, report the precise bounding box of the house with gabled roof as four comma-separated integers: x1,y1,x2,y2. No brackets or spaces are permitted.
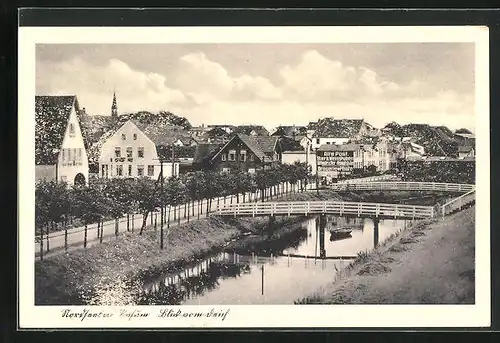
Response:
199,133,282,173
35,95,89,186
91,119,181,180
311,118,374,150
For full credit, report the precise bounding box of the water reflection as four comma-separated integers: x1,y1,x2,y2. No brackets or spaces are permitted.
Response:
138,258,252,305
123,215,406,305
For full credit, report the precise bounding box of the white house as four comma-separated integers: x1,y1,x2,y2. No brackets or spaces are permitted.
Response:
35,95,89,186
94,120,180,180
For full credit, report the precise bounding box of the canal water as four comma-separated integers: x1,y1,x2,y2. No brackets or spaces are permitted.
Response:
135,215,408,305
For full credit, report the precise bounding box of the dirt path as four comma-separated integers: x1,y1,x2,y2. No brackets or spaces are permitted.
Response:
300,205,475,304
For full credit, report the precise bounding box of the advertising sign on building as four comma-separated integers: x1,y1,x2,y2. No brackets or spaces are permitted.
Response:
317,149,355,177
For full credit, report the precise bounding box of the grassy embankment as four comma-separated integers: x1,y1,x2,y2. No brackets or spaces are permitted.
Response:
35,211,306,304
295,205,475,304
35,189,453,304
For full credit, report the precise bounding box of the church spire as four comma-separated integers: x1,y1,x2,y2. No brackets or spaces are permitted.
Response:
111,91,118,118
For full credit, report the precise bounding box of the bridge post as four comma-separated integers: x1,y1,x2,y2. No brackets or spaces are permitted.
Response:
373,217,380,249
319,214,326,259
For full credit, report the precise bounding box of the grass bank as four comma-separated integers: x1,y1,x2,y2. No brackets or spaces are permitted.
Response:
295,205,475,304
35,213,305,305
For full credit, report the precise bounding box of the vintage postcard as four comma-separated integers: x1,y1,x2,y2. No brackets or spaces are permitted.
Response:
18,25,490,329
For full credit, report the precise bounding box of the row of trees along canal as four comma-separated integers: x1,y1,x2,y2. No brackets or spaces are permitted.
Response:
35,162,311,259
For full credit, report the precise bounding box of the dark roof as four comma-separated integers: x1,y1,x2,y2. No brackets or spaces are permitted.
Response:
236,134,267,159
271,125,307,137
307,121,319,130
279,136,304,151
193,143,223,165
35,95,79,165
210,134,279,163
312,118,364,138
133,121,188,146
233,125,269,136
254,136,279,154
317,144,361,151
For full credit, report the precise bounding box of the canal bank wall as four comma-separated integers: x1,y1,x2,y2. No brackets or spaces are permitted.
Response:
295,205,475,304
35,189,454,305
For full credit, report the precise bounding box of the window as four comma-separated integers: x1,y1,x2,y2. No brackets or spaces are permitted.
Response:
102,164,106,177
137,165,144,176
133,133,137,140
117,165,123,176
68,148,73,162
316,138,320,144
126,147,133,158
249,154,254,161
115,147,121,158
148,165,155,176
77,148,82,162
138,147,144,158
121,133,126,140
229,149,236,161
240,150,247,161
221,154,227,161
69,123,75,137
62,149,66,162
128,165,132,176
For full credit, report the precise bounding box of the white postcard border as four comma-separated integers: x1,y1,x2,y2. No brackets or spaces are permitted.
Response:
18,25,491,329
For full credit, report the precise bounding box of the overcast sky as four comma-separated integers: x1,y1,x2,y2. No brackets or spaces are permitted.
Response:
36,43,475,131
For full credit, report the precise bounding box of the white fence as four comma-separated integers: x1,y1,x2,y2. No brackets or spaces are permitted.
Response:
337,175,400,184
328,181,475,193
216,201,435,219
441,189,476,216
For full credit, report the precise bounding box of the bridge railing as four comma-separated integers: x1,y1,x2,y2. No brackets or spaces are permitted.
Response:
328,181,475,193
337,175,400,184
441,189,476,216
216,201,435,219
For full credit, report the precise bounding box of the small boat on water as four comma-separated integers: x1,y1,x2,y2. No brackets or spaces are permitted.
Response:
329,227,353,239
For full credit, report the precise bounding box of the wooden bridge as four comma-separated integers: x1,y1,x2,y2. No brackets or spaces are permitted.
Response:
215,200,435,220
215,182,476,219
327,181,475,193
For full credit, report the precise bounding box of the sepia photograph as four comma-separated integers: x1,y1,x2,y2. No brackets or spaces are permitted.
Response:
18,25,490,328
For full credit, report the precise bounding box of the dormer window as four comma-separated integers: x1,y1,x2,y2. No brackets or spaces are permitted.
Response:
122,134,126,140
69,123,75,137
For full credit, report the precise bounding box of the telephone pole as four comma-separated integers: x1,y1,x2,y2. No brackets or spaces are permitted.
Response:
171,144,175,177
